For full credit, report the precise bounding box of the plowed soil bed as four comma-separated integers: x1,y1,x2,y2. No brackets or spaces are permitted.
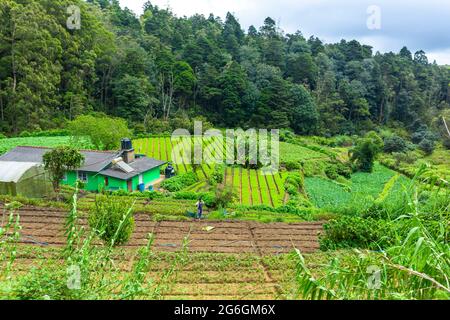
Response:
1,205,323,254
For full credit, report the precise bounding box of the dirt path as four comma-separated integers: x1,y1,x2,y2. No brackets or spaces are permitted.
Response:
1,205,322,254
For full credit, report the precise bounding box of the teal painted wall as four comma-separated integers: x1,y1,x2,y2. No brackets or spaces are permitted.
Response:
131,167,161,191
97,176,127,191
61,167,162,192
62,171,100,192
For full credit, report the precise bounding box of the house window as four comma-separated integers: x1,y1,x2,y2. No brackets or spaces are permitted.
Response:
77,171,88,182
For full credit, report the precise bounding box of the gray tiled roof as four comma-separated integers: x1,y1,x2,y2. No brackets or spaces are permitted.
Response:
0,146,166,179
100,157,166,180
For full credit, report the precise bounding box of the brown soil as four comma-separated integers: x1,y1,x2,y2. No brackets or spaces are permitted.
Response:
1,205,323,254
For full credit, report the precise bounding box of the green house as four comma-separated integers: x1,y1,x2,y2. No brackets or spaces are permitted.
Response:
0,140,166,193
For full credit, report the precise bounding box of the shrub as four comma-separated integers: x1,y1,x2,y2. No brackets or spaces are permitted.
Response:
0,133,7,139
332,135,354,147
320,216,393,250
285,172,304,190
325,162,352,180
88,195,135,246
208,164,224,185
443,137,450,150
144,117,171,134
213,185,237,209
161,172,199,192
174,191,215,207
12,267,73,300
412,129,437,144
284,161,301,171
418,139,435,155
19,131,31,137
133,123,147,136
383,135,407,153
349,132,383,173
279,129,295,142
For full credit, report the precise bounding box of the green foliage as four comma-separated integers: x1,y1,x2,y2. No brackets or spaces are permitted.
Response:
69,114,131,150
12,267,73,300
350,132,384,172
0,136,91,156
284,161,301,171
88,195,135,246
293,177,450,300
160,172,199,192
325,161,352,180
418,138,435,155
208,164,225,185
174,191,215,207
213,184,237,209
320,216,392,250
43,146,84,192
383,135,407,153
0,0,448,139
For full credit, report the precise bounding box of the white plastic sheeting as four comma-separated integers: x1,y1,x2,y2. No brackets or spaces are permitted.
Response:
0,161,41,183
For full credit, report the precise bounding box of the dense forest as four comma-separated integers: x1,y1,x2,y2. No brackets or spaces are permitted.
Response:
0,0,449,138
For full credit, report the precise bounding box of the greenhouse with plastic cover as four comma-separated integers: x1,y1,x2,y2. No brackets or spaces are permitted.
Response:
0,161,53,198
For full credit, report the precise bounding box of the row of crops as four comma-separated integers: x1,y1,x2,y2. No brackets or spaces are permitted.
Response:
133,137,288,207
224,167,288,207
304,164,411,209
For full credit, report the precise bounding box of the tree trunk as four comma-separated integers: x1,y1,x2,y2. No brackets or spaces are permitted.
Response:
443,117,450,138
0,82,4,122
10,20,17,133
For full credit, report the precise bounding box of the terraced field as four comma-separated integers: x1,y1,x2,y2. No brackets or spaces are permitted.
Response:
2,202,322,299
133,137,288,207
4,204,322,254
9,245,305,299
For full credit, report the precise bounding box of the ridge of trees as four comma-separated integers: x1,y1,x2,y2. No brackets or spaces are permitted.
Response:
0,0,449,140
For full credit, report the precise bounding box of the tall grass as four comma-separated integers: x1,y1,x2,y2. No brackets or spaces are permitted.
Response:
1,189,190,300
293,165,450,300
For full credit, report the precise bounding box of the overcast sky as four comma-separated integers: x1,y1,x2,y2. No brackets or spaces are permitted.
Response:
118,0,450,65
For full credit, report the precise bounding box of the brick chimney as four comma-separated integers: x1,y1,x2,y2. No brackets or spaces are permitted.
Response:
121,138,135,164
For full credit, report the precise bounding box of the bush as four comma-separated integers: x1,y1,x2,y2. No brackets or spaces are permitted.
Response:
144,118,171,134
383,135,407,153
88,195,135,246
174,191,215,207
284,161,301,171
0,133,7,139
320,216,393,250
132,123,147,136
161,172,199,192
19,130,31,137
418,139,435,155
443,138,450,150
349,132,383,173
12,267,73,300
333,135,354,147
285,172,304,190
208,164,224,185
279,129,295,142
213,185,236,209
325,161,352,180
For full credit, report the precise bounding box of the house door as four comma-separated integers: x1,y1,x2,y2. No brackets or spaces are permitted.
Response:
139,174,143,185
127,180,132,192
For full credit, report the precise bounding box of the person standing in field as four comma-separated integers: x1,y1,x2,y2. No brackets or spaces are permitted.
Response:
196,198,205,220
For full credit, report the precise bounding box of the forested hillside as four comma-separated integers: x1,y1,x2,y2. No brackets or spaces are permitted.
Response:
0,0,449,137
